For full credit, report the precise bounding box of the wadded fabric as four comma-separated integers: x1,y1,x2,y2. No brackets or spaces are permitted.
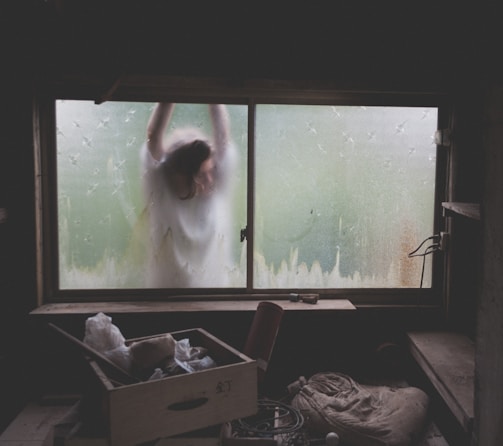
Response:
291,372,429,446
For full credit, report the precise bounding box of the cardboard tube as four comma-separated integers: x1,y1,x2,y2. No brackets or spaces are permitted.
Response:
243,301,284,385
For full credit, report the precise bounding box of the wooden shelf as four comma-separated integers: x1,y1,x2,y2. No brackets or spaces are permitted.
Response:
442,202,480,220
407,331,474,434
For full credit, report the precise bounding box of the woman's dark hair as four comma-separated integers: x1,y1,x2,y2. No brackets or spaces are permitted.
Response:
164,139,212,199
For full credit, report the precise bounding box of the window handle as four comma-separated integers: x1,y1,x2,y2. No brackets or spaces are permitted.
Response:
240,227,247,242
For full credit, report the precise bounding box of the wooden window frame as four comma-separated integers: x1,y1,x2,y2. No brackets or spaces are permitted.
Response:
34,76,451,307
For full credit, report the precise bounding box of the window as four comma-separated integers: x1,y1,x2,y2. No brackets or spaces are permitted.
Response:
55,101,248,289
254,104,439,289
38,84,448,303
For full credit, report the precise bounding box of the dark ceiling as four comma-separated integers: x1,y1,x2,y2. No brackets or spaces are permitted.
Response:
2,2,501,91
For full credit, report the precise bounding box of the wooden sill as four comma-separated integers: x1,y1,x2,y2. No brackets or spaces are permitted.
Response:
407,331,475,434
30,299,356,315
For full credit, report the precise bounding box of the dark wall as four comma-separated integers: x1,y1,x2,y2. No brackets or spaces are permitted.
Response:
9,2,491,90
474,85,503,446
0,73,39,432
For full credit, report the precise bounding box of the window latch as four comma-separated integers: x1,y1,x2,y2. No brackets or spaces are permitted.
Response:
434,128,451,147
240,227,247,242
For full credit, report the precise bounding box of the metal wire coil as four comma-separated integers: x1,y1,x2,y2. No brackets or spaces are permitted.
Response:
232,399,304,437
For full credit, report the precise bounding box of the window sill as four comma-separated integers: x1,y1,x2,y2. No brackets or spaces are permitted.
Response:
30,299,356,316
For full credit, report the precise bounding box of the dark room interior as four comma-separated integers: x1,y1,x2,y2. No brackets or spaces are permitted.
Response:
1,2,503,445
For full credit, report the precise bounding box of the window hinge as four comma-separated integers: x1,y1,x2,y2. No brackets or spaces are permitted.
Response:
434,128,451,147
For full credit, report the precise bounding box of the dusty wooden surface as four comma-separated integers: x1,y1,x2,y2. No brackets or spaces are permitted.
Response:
0,402,71,445
407,331,474,433
30,299,356,315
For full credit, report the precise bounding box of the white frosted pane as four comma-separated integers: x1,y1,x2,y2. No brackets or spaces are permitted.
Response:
56,101,247,289
254,105,438,288
56,100,438,291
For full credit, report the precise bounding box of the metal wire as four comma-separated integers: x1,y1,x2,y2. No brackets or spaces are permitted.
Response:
408,234,441,288
232,399,304,437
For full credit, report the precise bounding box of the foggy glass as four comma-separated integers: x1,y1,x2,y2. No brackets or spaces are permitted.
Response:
56,101,247,288
56,100,438,291
254,105,438,288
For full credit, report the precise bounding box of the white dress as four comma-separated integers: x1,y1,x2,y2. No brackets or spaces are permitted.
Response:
140,139,237,288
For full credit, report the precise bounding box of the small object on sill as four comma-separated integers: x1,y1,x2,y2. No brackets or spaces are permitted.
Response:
300,294,319,304
289,293,301,302
288,293,319,304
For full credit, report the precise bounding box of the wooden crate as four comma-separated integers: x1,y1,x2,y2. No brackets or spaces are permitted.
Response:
85,328,257,446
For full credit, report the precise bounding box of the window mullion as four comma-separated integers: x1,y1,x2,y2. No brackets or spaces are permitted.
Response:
246,100,256,292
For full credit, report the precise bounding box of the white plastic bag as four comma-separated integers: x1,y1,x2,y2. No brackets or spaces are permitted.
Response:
83,312,125,352
174,338,217,372
83,312,132,372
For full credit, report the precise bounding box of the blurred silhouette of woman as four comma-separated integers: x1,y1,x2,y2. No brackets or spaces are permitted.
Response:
140,103,236,287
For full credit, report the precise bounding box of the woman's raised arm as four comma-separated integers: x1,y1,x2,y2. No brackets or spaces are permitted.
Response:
209,104,230,159
146,103,175,161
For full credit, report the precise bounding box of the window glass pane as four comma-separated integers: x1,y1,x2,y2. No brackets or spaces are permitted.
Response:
56,101,247,289
255,105,438,288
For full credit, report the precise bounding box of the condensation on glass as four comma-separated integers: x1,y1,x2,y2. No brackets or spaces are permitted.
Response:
56,101,438,291
255,105,438,288
56,101,247,289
